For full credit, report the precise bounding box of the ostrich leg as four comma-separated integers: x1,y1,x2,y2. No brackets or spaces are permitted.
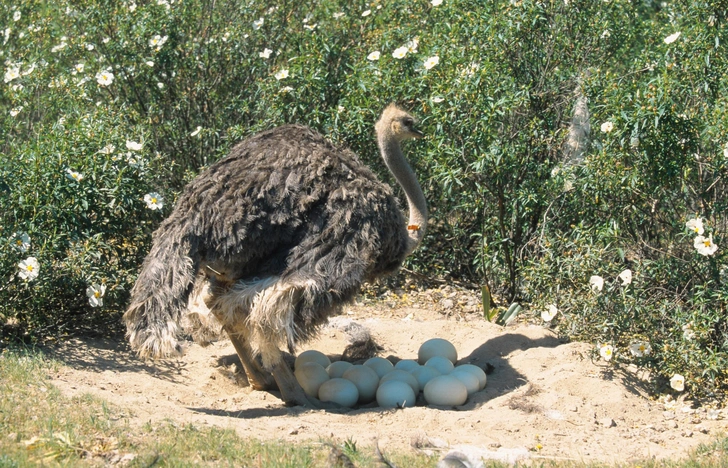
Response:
223,326,277,390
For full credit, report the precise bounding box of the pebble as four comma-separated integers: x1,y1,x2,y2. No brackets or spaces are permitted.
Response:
599,418,616,428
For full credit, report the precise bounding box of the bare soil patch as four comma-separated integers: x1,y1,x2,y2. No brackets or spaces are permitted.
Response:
45,297,727,465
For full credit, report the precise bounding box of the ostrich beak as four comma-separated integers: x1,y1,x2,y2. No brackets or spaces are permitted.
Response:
410,127,424,138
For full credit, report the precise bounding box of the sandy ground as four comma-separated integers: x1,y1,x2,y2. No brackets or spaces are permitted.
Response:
45,301,727,466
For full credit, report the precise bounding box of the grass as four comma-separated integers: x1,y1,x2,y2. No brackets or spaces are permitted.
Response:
1,346,726,467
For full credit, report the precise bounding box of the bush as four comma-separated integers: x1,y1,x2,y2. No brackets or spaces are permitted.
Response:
1,0,726,399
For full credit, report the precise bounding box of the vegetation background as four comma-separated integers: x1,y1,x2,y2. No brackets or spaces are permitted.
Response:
0,0,726,400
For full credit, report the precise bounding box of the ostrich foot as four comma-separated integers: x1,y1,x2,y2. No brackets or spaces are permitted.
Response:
270,360,340,409
226,331,277,390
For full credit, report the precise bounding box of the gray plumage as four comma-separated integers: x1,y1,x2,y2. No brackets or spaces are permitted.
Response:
123,104,427,406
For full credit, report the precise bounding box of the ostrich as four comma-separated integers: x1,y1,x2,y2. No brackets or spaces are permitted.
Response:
123,103,427,407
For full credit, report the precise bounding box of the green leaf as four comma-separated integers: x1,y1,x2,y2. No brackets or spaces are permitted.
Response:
497,302,522,326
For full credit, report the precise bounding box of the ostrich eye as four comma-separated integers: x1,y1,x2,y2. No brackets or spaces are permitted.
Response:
403,118,414,127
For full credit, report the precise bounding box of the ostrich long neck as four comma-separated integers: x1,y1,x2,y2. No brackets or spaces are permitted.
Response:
377,134,428,255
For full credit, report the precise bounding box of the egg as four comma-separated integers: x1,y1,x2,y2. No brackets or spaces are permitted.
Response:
418,338,458,365
376,380,416,409
295,349,331,370
452,364,487,391
409,365,441,389
379,369,420,394
326,360,353,378
363,356,394,378
425,356,455,375
394,359,420,372
423,375,468,406
449,368,480,395
294,362,330,398
318,378,359,408
342,365,380,403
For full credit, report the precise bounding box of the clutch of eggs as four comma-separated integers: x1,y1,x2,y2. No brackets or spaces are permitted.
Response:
293,338,486,408
294,338,487,408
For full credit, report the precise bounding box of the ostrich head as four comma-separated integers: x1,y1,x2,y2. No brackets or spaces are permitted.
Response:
375,103,424,142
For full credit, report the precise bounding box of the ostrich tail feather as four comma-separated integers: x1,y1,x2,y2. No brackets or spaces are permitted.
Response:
123,236,198,358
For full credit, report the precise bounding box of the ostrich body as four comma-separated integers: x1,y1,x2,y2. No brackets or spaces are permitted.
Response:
123,104,427,406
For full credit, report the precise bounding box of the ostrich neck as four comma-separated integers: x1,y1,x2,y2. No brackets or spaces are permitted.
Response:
377,135,428,254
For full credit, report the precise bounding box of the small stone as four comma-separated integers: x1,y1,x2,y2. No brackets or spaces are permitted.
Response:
441,299,455,309
569,406,579,412
682,430,693,438
599,418,616,428
698,426,709,434
662,411,675,420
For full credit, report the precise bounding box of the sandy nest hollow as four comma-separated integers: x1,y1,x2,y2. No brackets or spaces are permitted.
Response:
45,291,727,465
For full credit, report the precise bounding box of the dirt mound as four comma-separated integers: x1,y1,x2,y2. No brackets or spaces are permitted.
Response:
46,303,726,464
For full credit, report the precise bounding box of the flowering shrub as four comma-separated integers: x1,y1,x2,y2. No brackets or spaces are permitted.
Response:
0,1,726,399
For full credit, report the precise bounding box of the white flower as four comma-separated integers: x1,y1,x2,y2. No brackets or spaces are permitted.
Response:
13,11,21,22
190,126,202,137
280,86,293,93
367,51,381,61
601,29,611,39
144,192,164,210
629,341,651,357
304,24,317,31
333,12,345,19
86,44,95,51
126,140,143,151
145,61,155,67
599,344,614,361
274,69,289,80
9,106,22,117
17,257,39,281
589,275,604,292
664,32,681,44
670,374,685,392
431,96,444,103
11,232,31,252
149,34,168,51
74,63,85,74
96,70,114,86
423,55,439,70
723,143,728,159
86,283,106,307
51,40,67,52
682,323,696,341
600,121,614,133
407,38,419,53
4,65,20,83
259,48,273,59
431,0,443,5
128,2,137,12
541,304,558,322
253,18,264,30
618,269,632,285
392,46,408,59
694,235,718,256
685,217,704,235
157,82,164,89
66,168,84,182
362,9,371,17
